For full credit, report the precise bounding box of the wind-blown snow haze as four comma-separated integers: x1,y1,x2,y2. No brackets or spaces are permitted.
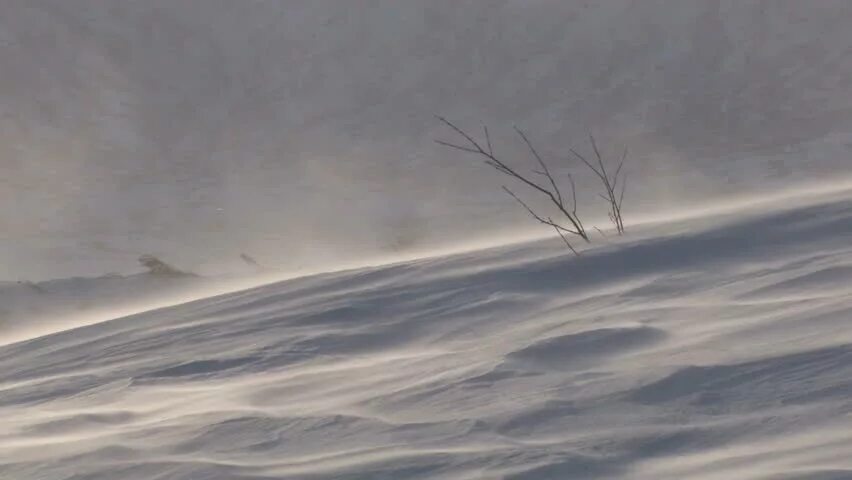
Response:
3,1,852,278
4,2,852,479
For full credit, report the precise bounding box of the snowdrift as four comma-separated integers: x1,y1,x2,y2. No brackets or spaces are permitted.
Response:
3,189,852,478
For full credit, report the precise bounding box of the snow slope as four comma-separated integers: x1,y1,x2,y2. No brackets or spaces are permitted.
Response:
0,272,235,348
3,187,852,479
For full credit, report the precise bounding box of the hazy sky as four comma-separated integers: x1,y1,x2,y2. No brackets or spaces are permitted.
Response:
2,0,852,279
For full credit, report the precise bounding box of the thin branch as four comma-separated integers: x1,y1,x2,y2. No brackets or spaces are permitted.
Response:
435,117,589,241
502,186,582,236
436,116,484,154
572,135,628,235
570,148,606,182
515,126,563,207
589,134,611,187
550,221,580,256
612,148,627,191
434,140,482,155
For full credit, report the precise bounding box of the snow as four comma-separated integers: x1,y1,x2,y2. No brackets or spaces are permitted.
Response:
3,2,852,478
3,187,852,479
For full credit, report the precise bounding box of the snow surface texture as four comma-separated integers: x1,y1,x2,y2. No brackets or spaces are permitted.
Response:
4,188,852,479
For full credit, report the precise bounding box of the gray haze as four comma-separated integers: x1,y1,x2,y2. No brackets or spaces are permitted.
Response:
2,1,852,279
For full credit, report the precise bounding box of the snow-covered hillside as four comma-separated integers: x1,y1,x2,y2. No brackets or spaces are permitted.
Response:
3,187,852,479
4,2,852,478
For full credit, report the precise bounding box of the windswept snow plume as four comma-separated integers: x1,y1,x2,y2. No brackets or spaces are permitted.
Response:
4,1,852,479
2,1,852,278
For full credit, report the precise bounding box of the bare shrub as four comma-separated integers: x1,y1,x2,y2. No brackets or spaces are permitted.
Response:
436,117,630,251
435,116,587,254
